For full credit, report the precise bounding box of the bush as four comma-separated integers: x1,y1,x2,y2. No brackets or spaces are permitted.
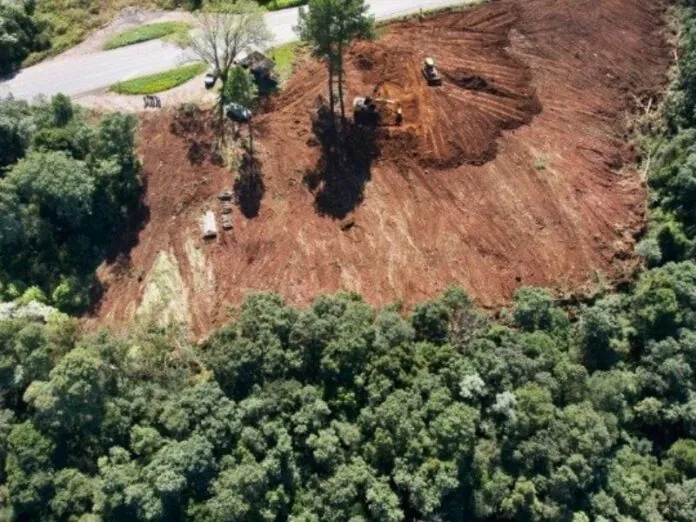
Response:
264,0,308,10
51,276,89,312
18,286,47,305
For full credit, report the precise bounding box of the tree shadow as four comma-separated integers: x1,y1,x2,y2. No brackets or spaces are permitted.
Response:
186,140,210,166
87,175,151,317
170,104,222,166
234,152,265,218
103,175,151,266
303,104,380,219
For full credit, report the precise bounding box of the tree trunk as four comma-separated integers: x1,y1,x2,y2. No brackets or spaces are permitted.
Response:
327,60,335,115
337,43,345,122
248,121,254,155
218,99,226,146
327,59,337,138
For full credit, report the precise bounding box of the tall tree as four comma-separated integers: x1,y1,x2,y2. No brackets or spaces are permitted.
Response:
189,0,271,129
222,66,258,150
296,0,374,121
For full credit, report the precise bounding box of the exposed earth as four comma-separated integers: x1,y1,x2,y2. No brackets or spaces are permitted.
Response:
89,0,671,337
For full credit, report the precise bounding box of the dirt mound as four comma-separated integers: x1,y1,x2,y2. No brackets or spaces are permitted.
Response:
89,0,671,337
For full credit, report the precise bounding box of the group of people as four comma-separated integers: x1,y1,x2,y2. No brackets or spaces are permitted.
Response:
143,95,162,109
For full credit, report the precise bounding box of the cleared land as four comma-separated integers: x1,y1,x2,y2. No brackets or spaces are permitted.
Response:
110,63,206,95
91,0,671,337
104,21,190,50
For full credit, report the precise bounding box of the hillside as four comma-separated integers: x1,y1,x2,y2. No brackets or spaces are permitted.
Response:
92,0,670,336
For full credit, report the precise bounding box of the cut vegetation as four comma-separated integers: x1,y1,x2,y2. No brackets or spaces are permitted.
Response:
111,62,206,94
104,21,191,50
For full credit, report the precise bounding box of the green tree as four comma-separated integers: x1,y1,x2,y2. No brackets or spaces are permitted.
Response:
0,0,49,75
222,66,258,150
577,295,631,371
222,66,258,108
189,0,271,133
296,0,375,121
0,96,33,170
6,150,95,229
411,299,450,344
5,421,55,518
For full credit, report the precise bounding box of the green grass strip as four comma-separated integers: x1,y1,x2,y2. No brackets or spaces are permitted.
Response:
104,21,191,50
268,41,303,83
110,62,206,95
265,0,307,11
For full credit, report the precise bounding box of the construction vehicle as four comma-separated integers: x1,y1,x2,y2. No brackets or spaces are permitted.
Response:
353,96,403,126
422,57,443,86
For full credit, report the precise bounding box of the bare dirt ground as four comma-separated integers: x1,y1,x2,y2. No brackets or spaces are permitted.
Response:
89,0,671,337
75,77,216,113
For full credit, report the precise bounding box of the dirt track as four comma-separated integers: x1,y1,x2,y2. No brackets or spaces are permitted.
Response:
90,0,671,336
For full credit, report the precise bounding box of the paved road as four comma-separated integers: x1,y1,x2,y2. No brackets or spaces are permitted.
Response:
0,0,471,101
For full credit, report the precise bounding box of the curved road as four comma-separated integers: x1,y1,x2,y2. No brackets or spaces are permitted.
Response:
0,0,470,101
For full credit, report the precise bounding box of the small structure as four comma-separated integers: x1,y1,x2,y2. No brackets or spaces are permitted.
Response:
237,50,275,81
202,210,218,239
221,201,233,214
221,214,234,230
218,190,234,201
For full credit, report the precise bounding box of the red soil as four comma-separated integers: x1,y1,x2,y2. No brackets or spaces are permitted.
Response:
90,0,671,337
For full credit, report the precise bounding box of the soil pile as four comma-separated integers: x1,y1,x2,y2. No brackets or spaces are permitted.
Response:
90,0,671,337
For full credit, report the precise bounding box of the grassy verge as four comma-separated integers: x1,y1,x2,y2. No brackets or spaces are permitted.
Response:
110,62,206,95
263,0,308,11
104,21,191,50
25,0,162,65
268,41,304,85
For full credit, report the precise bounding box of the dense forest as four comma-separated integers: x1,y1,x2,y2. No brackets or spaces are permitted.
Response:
0,94,141,312
4,1,696,521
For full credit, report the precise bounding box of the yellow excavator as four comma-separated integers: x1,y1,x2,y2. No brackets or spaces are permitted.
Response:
353,96,403,126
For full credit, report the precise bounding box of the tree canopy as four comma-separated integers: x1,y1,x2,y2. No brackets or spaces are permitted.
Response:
0,95,142,313
2,275,696,521
222,66,258,108
296,0,374,119
0,0,49,75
